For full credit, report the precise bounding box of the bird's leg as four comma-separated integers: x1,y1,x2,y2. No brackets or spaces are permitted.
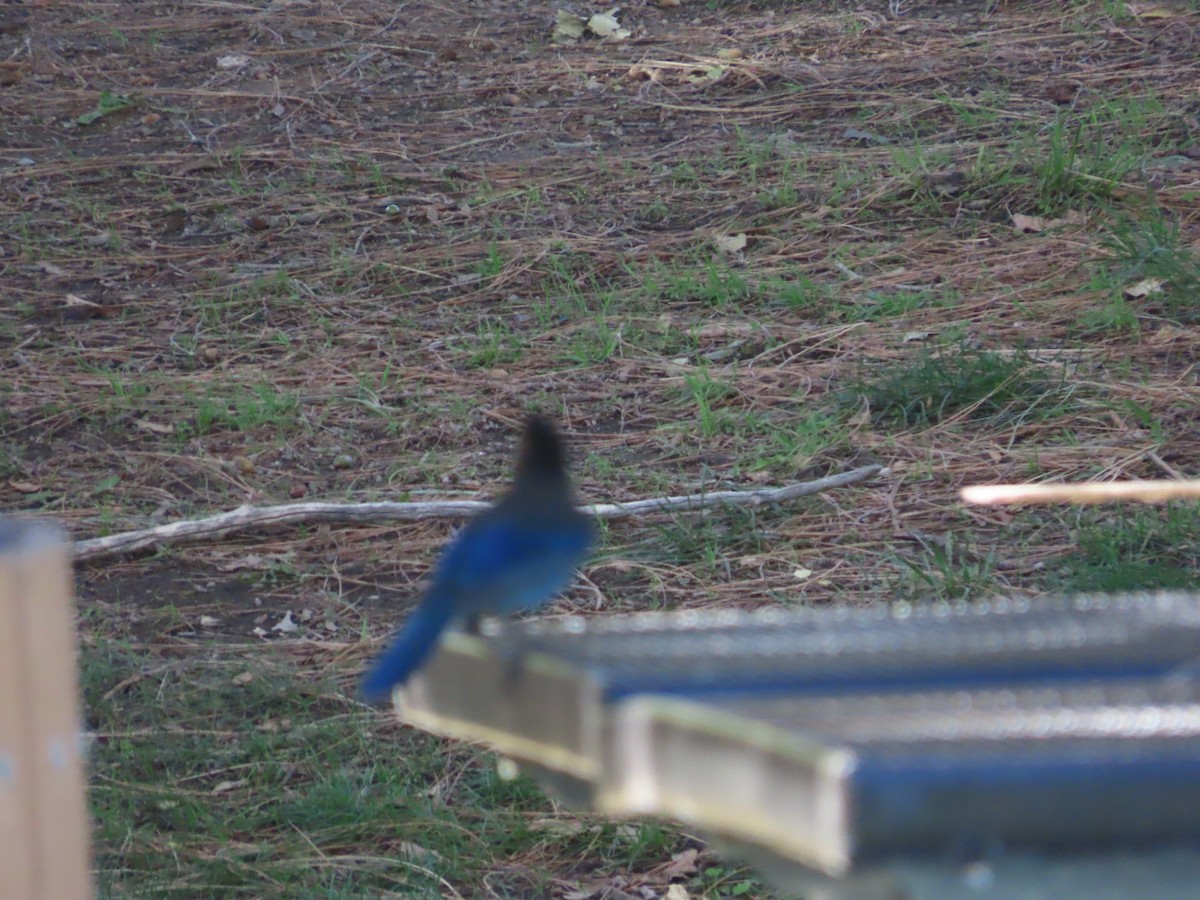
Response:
479,617,534,689
464,615,527,686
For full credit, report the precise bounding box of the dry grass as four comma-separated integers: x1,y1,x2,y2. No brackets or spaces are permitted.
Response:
4,0,1200,895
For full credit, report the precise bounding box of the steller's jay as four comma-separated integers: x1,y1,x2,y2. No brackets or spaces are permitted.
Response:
359,415,595,703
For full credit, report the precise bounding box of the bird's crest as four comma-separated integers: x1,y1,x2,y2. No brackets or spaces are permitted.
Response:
515,415,572,491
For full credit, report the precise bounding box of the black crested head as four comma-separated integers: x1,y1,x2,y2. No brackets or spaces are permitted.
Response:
514,415,571,491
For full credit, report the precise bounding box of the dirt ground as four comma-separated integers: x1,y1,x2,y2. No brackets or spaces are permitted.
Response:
4,0,1200,896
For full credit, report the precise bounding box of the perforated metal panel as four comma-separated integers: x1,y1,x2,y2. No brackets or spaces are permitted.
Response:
393,592,1200,892
507,592,1200,698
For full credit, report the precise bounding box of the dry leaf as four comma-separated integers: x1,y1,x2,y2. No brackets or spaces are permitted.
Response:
688,65,725,84
553,9,585,41
1011,210,1086,233
1148,325,1184,345
587,11,630,39
713,232,747,254
531,815,590,837
217,553,266,572
1045,82,1078,104
588,12,618,34
397,841,442,859
1011,213,1045,233
9,480,41,494
134,418,174,434
1124,277,1164,300
177,158,221,176
844,126,891,145
663,848,701,879
232,671,254,685
1126,3,1184,17
564,882,609,900
717,48,743,60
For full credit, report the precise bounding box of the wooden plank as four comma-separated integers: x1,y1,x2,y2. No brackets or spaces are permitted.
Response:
0,521,92,899
0,524,38,900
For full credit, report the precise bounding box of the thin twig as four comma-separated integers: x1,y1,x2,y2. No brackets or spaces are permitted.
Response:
962,480,1200,506
72,465,884,562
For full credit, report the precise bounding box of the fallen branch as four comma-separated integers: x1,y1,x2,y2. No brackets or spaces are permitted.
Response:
72,464,884,562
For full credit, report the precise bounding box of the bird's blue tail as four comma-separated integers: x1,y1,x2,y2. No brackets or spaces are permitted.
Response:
358,596,457,704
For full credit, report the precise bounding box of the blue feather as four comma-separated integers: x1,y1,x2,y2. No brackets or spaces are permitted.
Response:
358,416,594,703
358,594,457,702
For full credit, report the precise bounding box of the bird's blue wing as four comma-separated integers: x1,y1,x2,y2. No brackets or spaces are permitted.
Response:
434,510,594,616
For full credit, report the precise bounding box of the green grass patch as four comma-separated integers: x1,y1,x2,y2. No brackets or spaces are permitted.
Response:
179,384,301,438
463,316,524,368
641,260,753,309
84,636,651,897
1103,209,1200,322
86,640,476,896
846,286,959,323
1048,504,1200,593
841,345,1075,428
891,532,1000,602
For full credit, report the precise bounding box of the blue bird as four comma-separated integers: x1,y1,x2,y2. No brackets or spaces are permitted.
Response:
359,416,595,703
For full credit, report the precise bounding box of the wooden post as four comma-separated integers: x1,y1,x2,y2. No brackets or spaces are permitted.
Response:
0,519,92,899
